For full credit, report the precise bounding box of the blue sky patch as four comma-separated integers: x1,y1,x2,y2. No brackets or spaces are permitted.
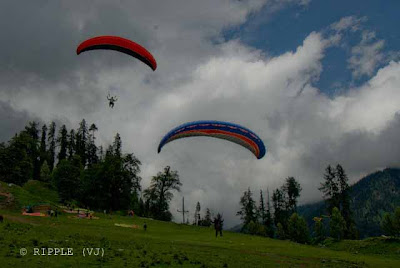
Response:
223,0,400,96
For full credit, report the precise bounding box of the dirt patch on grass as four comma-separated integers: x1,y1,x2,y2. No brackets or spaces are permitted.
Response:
3,214,40,226
0,192,15,208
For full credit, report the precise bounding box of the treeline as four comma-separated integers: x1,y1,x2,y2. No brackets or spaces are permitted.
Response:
0,120,182,221
236,165,358,244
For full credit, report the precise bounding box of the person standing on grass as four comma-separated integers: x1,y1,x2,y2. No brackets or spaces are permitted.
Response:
212,213,224,237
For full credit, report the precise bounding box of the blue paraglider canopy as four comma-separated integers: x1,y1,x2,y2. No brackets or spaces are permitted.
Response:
158,120,266,159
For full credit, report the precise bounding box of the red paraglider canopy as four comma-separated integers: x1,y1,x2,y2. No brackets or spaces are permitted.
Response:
76,36,157,71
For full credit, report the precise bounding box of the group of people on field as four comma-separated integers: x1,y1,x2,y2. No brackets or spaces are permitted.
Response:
47,208,58,217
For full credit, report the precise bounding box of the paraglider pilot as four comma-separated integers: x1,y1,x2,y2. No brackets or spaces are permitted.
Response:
107,93,118,108
212,213,224,237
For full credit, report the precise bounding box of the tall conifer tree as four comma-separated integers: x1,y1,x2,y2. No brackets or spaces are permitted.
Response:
48,122,56,171
57,125,68,162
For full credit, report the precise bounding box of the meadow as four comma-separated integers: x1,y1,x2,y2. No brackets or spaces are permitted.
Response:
1,181,399,267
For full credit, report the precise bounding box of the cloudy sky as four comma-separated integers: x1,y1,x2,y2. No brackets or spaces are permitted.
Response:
1,0,399,227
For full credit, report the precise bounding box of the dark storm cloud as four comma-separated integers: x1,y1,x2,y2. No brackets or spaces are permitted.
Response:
0,100,39,142
0,1,80,83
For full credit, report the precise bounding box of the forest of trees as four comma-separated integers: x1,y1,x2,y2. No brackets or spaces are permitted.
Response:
0,120,181,220
381,207,400,237
236,165,362,244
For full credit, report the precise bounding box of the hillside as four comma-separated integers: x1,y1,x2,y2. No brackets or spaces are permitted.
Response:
0,180,59,210
298,168,400,238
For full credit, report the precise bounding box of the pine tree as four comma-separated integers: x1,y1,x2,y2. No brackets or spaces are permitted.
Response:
57,125,68,162
39,124,48,170
271,178,302,235
123,153,142,194
88,124,99,165
258,190,266,224
24,121,40,180
68,129,75,160
272,188,287,228
98,145,104,161
87,124,98,166
283,177,302,213
237,187,257,226
52,155,82,202
336,164,355,238
203,208,212,227
265,188,274,238
40,160,51,183
76,119,88,166
319,165,340,214
2,132,33,185
48,122,56,171
113,133,122,158
97,140,142,212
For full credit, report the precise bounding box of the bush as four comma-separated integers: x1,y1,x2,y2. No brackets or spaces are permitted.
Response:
287,213,309,244
276,223,286,240
155,211,172,222
242,221,266,236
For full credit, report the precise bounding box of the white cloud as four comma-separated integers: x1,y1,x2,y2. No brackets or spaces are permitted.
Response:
330,16,367,33
348,30,386,78
332,61,400,133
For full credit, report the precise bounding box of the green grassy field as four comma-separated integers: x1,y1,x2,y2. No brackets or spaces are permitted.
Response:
1,181,399,267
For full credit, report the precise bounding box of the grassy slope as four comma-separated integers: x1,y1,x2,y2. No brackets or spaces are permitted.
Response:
1,181,399,267
323,237,400,260
0,180,59,209
0,211,399,267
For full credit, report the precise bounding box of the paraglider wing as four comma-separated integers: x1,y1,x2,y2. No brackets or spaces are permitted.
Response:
76,36,157,71
157,121,266,159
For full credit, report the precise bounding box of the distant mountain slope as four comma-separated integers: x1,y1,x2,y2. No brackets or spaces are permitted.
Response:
298,168,400,238
229,223,243,232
